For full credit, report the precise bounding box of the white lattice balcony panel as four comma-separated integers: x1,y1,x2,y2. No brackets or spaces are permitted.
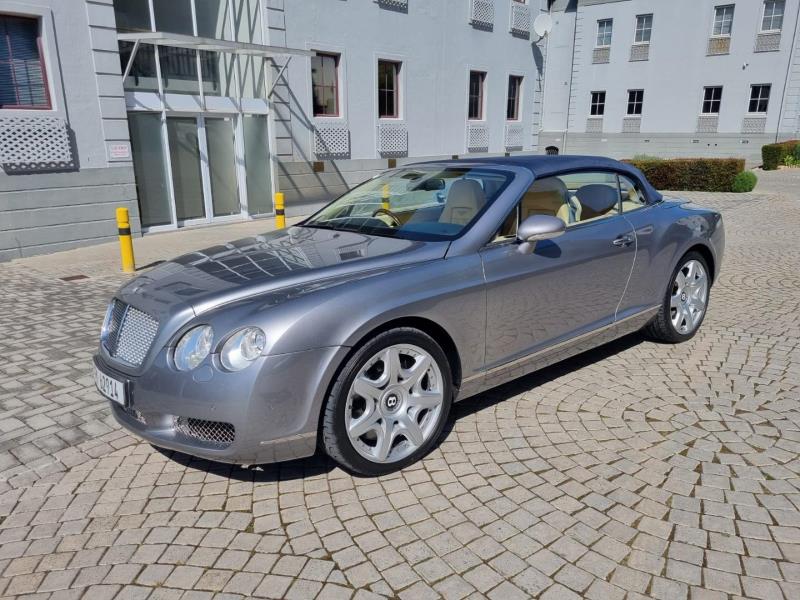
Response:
697,115,719,133
622,117,641,133
376,0,408,10
592,47,611,64
509,2,530,36
0,117,75,173
586,118,603,133
755,32,781,52
630,44,650,61
742,117,767,134
504,123,524,149
466,123,489,152
314,124,350,159
707,37,731,55
470,0,494,29
377,122,408,156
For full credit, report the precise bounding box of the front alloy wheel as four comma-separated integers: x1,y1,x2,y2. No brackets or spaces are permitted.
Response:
322,329,453,475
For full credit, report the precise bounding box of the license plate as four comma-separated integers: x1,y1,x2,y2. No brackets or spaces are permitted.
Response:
95,366,127,406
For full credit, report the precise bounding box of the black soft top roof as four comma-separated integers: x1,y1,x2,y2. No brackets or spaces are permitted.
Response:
412,154,663,203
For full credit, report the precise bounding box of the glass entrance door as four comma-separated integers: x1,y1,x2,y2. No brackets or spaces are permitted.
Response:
167,116,206,222
128,110,271,231
204,117,241,217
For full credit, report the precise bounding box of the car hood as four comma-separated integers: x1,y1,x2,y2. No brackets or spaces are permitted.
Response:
116,226,448,318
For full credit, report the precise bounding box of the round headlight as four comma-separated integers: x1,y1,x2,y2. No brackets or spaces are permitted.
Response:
174,325,213,371
220,327,266,371
100,302,115,343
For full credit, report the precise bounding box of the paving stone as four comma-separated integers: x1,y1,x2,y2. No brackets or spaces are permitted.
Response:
1,185,800,598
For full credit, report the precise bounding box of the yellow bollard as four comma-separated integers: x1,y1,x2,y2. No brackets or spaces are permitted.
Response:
381,184,390,211
274,192,286,229
116,207,136,274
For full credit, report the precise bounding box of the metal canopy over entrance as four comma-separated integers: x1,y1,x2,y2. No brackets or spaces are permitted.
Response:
118,31,310,96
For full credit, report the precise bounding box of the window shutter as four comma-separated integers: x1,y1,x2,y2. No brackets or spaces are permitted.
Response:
0,16,49,108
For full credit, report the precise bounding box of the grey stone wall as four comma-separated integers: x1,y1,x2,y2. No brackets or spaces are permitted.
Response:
0,0,139,262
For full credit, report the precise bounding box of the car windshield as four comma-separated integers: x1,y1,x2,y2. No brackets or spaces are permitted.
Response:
302,166,513,241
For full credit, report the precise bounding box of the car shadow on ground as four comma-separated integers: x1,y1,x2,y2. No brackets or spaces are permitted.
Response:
156,331,647,482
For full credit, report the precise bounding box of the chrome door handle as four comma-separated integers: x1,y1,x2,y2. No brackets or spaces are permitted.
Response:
612,235,634,247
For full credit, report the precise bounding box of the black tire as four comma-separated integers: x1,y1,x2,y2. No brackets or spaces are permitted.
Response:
321,327,453,476
644,251,711,343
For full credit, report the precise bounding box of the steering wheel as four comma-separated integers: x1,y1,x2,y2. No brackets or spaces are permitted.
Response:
371,207,402,227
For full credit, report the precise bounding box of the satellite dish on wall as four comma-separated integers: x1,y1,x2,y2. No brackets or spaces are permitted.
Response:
533,14,554,38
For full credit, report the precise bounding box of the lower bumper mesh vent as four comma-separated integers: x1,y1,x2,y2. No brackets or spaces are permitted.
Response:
123,405,146,425
174,417,235,448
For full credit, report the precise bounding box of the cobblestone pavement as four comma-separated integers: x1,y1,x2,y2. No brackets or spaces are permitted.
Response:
0,184,798,599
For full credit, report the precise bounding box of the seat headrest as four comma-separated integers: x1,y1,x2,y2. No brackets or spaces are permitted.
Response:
520,177,569,219
528,177,569,195
439,179,486,226
575,184,618,218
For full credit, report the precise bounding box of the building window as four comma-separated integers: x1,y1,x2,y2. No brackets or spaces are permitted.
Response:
749,84,771,113
311,52,339,117
634,14,653,43
762,1,785,32
712,5,734,36
377,60,400,119
702,86,723,114
468,70,485,120
596,19,613,47
0,15,50,109
590,91,606,116
506,75,522,120
627,90,644,115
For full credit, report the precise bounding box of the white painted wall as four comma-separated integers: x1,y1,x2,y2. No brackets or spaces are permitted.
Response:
549,0,800,136
276,0,547,161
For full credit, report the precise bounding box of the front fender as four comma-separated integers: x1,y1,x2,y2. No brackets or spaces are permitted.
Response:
259,253,487,382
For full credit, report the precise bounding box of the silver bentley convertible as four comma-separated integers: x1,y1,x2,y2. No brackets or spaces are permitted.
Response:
95,156,724,475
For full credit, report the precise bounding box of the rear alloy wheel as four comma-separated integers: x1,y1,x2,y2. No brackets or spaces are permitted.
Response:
322,329,453,475
644,251,711,343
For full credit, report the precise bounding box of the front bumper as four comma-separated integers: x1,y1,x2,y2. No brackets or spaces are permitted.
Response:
95,345,346,465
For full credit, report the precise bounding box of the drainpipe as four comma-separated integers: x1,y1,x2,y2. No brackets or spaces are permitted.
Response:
776,0,800,143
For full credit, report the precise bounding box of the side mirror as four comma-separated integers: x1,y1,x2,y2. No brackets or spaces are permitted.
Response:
516,215,565,255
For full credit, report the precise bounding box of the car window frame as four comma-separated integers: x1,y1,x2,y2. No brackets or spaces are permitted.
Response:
617,173,651,215
484,167,655,248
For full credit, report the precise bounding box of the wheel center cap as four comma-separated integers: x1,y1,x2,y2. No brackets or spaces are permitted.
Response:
382,389,403,413
681,292,687,302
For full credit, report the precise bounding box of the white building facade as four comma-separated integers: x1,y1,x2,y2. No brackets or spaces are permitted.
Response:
1,0,799,260
541,0,800,159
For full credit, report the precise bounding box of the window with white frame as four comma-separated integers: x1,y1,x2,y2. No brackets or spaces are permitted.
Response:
0,14,51,109
634,14,653,44
506,75,522,120
762,0,785,32
311,52,340,117
749,84,771,113
468,70,485,120
702,86,723,114
596,19,613,47
590,91,606,116
377,60,400,119
712,5,735,36
627,90,644,115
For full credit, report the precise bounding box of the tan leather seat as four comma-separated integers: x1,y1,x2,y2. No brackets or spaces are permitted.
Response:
520,177,577,224
439,179,486,226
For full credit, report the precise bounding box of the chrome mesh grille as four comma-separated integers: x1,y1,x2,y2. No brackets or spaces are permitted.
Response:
103,299,159,367
174,417,235,448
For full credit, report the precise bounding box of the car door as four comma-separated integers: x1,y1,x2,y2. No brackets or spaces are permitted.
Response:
479,170,636,370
